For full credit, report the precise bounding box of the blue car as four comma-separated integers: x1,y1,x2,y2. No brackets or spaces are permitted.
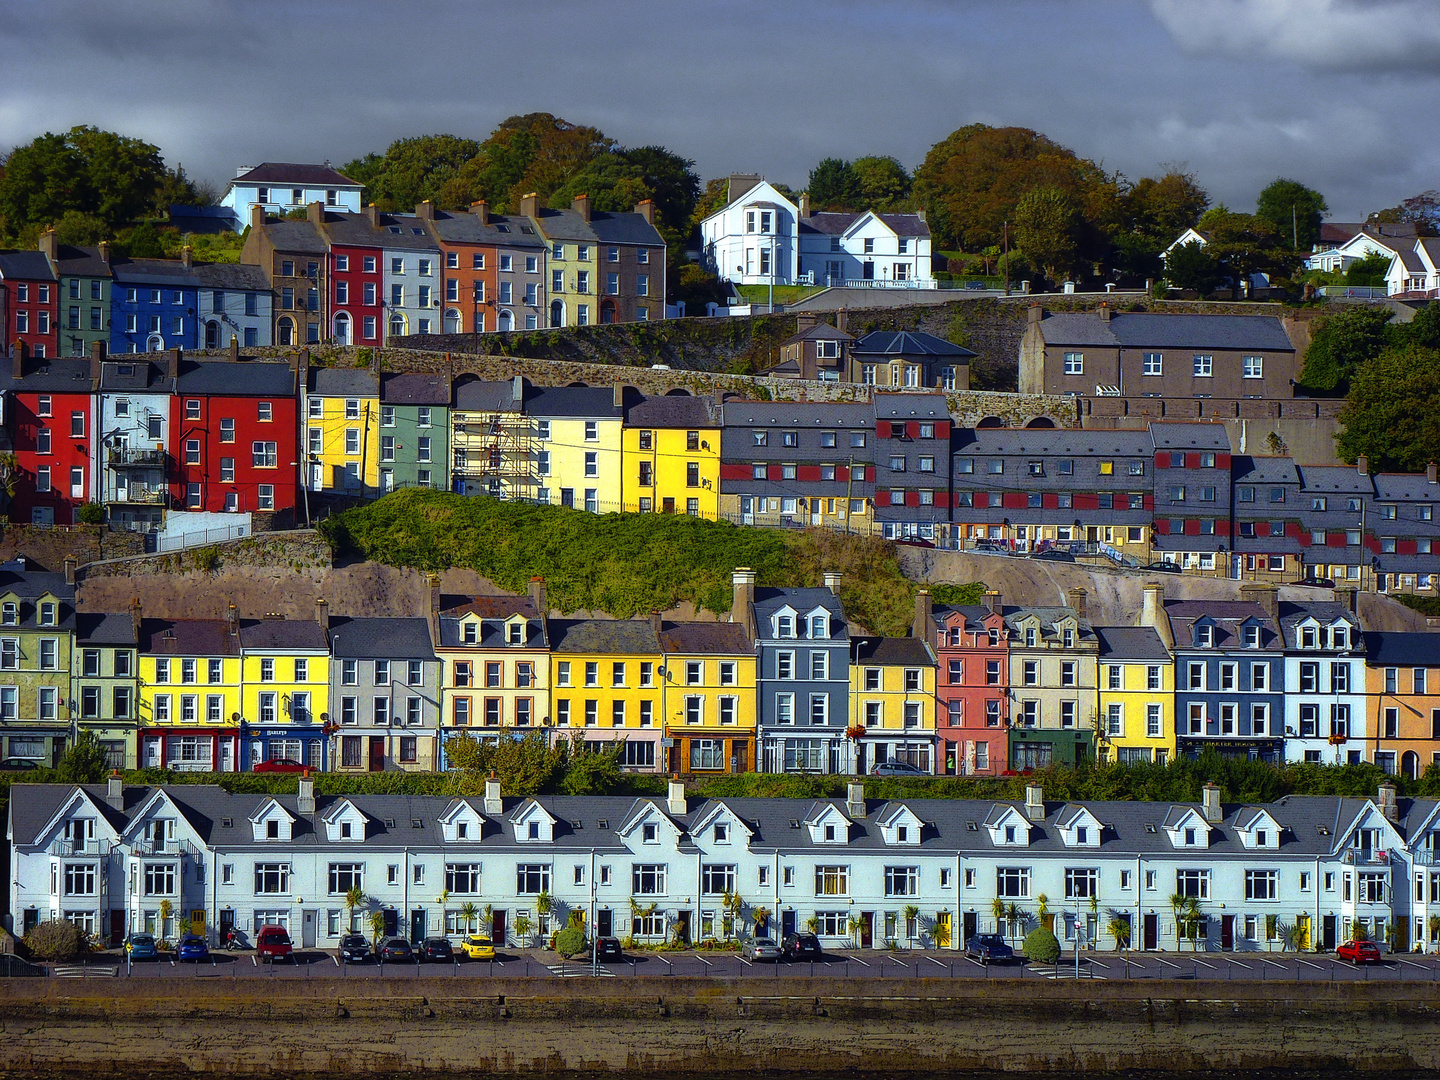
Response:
176,934,210,962
125,933,158,960
965,933,1014,965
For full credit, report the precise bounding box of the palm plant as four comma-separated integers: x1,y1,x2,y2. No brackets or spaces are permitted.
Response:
847,915,863,949
903,904,920,949
751,906,771,934
1108,915,1131,951
1427,914,1440,952
991,896,1006,930
513,913,532,948
805,914,820,934
932,915,951,950
1350,918,1368,943
344,886,366,932
1181,897,1204,951
1004,902,1023,940
367,909,386,948
459,901,479,935
1280,922,1304,952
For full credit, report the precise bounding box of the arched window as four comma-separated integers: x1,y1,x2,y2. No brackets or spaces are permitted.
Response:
549,300,565,328
600,300,616,324
498,309,513,332
389,315,405,339
205,321,220,349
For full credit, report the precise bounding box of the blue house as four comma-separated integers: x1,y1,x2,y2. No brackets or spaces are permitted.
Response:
110,256,200,354
1165,586,1286,763
733,569,853,774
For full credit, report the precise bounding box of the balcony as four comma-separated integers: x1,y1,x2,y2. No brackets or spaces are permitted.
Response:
107,446,167,469
47,838,111,857
113,485,168,505
128,838,197,858
1342,849,1391,865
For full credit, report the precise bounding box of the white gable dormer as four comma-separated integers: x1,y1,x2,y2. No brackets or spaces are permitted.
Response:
805,607,830,640
771,605,800,639
1328,619,1353,651
509,799,557,843
804,802,852,845
1296,617,1323,650
689,801,753,850
1054,805,1103,848
321,798,369,842
458,613,481,646
250,798,296,842
504,615,528,646
36,788,121,854
1232,808,1281,850
985,804,1031,847
875,803,923,845
1338,803,1403,860
438,799,485,842
1014,614,1041,647
121,789,198,854
1163,806,1211,849
618,801,684,851
1239,617,1264,649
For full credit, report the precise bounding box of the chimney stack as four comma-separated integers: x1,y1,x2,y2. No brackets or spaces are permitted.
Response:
983,590,1003,616
1335,585,1359,614
306,201,324,227
571,194,591,222
11,347,23,381
107,772,124,811
1097,302,1110,322
824,571,842,595
1239,582,1279,622
89,340,104,383
650,609,662,635
612,381,624,408
1025,782,1045,822
1066,586,1088,619
415,201,435,221
64,556,76,585
427,573,441,644
1378,781,1399,822
528,576,547,617
98,241,111,265
180,245,193,269
249,205,265,232
1201,782,1222,824
1357,454,1369,476
731,568,756,638
846,781,866,819
471,200,489,224
1140,583,1164,628
166,347,181,380
38,228,58,262
1429,462,1437,485
634,198,653,224
297,775,315,815
315,596,328,631
912,588,932,641
519,192,540,219
799,193,810,218
363,204,378,228
667,777,687,816
226,603,239,636
835,307,848,334
1027,303,1043,325
484,773,503,816
131,597,142,640
228,336,240,362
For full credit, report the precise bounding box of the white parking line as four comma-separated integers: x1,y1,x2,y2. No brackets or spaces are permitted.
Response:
1191,958,1219,970
964,956,986,969
1396,958,1428,970
1154,957,1182,970
847,954,871,968
1255,957,1287,969
1226,959,1251,971
924,955,948,968
733,954,752,967
1086,958,1112,969
1296,958,1325,970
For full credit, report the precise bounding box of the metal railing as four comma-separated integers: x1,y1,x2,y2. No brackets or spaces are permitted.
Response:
106,447,168,468
155,522,250,553
128,838,198,858
1342,849,1392,866
112,486,168,505
47,839,111,857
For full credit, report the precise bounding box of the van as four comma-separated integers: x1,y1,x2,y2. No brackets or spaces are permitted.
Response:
255,924,294,963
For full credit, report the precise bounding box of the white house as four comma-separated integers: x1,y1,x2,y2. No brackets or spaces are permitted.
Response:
194,264,273,350
219,163,363,232
1306,229,1408,275
377,215,441,339
699,177,800,288
1384,238,1440,298
1279,602,1367,766
96,358,172,533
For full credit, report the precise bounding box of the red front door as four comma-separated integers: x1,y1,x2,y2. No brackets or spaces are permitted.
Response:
111,910,125,946
368,736,386,772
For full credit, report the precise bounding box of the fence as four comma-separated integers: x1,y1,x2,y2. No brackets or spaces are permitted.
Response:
1316,285,1389,299
155,521,250,553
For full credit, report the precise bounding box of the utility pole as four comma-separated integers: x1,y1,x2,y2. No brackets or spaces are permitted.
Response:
1292,204,1298,251
1003,221,1010,296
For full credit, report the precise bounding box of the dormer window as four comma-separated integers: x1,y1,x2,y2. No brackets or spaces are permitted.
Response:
897,825,908,842
642,823,658,843
1196,625,1213,648
777,615,794,638
462,622,477,645
340,820,353,839
528,821,540,840
1184,827,1196,845
507,622,524,645
1243,625,1260,649
810,615,828,638
1076,826,1087,844
1255,829,1266,846
1005,825,1016,843
714,823,729,843
824,824,836,841
1,603,16,626
1024,627,1036,647
456,821,468,839
1301,626,1316,649
1333,626,1348,650
267,819,279,839
39,602,55,626
1063,628,1074,648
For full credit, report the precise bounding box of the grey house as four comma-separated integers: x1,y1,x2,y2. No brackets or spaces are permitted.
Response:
328,617,442,773
872,392,952,543
1150,422,1234,573
734,570,852,774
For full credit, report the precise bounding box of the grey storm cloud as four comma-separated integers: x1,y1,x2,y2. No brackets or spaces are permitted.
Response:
0,0,1436,221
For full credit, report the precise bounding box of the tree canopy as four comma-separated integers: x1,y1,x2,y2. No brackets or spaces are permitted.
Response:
1255,177,1328,250
1336,342,1440,472
1369,190,1440,237
806,156,911,212
438,113,615,213
1195,208,1296,294
1164,240,1222,294
1298,306,1395,394
1014,186,1080,283
342,134,482,212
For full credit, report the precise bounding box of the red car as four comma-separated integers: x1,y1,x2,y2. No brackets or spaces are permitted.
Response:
255,925,295,963
254,758,308,774
1336,939,1381,964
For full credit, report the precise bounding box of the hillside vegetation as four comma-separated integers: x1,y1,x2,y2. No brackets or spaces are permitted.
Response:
320,488,955,636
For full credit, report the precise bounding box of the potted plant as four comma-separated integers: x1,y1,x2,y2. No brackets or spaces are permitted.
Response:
367,910,386,950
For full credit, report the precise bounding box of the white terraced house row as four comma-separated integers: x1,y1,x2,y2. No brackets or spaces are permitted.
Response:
9,777,1439,954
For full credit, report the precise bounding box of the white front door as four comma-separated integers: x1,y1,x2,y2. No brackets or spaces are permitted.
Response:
144,738,161,768
218,741,233,773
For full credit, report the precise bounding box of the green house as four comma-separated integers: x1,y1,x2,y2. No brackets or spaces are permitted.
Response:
0,564,77,765
73,608,141,770
379,373,450,493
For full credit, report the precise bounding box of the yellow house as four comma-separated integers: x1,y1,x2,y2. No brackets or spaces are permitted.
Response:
658,621,757,774
622,396,721,518
434,580,550,762
548,616,663,770
1004,595,1101,770
238,610,331,770
528,385,625,513
137,612,243,772
533,211,597,328
849,637,938,774
1095,626,1175,765
305,366,381,496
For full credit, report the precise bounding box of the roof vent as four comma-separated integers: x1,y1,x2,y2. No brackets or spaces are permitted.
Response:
384,818,395,828
411,818,423,828
966,821,978,831
789,819,801,829
570,820,582,829
1144,823,1157,833
597,819,609,829
221,817,233,828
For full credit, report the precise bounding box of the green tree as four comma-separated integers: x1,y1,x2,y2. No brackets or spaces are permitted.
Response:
441,113,614,212
344,886,366,931
367,909,386,948
1199,208,1295,297
1124,169,1210,242
808,157,862,211
119,221,165,259
1369,190,1440,237
0,126,170,230
51,211,112,247
559,736,623,794
688,176,731,238
1164,240,1222,294
553,925,587,957
1404,301,1440,350
1014,186,1080,283
23,919,86,961
1336,343,1440,472
1345,251,1393,287
851,156,911,210
342,134,481,212
618,145,701,233
1256,177,1328,250
1299,306,1394,393
56,731,109,784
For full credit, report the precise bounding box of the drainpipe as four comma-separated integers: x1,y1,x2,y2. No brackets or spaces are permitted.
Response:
1135,854,1143,951
402,847,410,940
1315,855,1322,952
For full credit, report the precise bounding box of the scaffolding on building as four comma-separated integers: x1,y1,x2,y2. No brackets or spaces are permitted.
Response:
451,409,536,500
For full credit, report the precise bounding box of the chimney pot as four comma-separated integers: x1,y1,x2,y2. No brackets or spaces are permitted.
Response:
983,590,1002,616
846,781,866,819
667,777,687,816
64,556,76,585
1025,782,1045,821
1378,781,1398,822
823,571,842,595
484,774,503,816
1202,782,1222,824
1357,454,1369,476
520,192,540,219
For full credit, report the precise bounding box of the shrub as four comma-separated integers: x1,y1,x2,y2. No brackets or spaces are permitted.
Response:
1023,927,1061,964
24,919,86,961
553,925,587,958
76,501,104,525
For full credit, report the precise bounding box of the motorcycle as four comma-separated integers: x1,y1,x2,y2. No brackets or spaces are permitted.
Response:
223,928,251,951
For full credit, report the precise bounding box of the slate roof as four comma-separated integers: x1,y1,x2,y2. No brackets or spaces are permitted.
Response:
428,210,545,249
174,360,294,396
1297,465,1374,495
438,598,547,650
799,211,930,238
1233,456,1302,485
310,368,378,397
0,251,57,281
1374,473,1440,500
721,401,875,428
238,618,328,651
852,331,975,358
657,621,752,655
375,214,440,251
527,207,598,243
319,211,389,248
53,245,113,277
588,210,665,248
873,392,950,420
851,636,934,666
191,263,272,291
260,220,328,254
75,611,138,646
381,373,449,406
0,358,94,394
953,428,1154,456
1277,601,1362,649
110,259,199,288
141,619,240,656
1365,631,1440,665
1149,422,1232,451
753,587,846,629
453,377,524,412
1163,600,1279,650
780,323,853,346
1095,626,1170,661
931,603,1000,633
1003,606,1094,642
233,163,360,187
327,617,436,659
526,386,623,419
548,619,662,655
1038,312,1295,351
625,396,716,428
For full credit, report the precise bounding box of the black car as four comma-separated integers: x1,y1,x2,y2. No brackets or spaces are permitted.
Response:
416,936,454,962
377,936,413,962
1142,561,1182,574
782,932,822,960
0,758,39,771
965,933,1014,965
1031,549,1076,563
1298,577,1336,588
595,936,623,961
339,933,371,963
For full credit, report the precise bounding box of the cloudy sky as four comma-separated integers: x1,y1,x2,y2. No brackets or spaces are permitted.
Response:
2,0,1437,220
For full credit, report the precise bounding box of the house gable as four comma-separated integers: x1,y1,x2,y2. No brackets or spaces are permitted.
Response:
690,801,753,850
617,800,684,851
803,802,852,845
1054,805,1103,848
320,798,369,842
1162,806,1211,850
875,802,924,845
1232,807,1281,850
438,799,485,843
984,804,1031,847
509,799,557,844
249,798,296,842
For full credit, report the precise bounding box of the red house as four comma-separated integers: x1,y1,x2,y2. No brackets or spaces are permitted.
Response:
929,589,1010,776
171,358,299,524
321,212,384,346
0,252,59,359
0,352,95,524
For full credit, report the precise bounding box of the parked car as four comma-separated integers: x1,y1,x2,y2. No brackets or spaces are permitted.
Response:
1031,549,1076,563
872,760,926,776
1298,577,1336,589
339,933,372,963
255,925,294,963
0,758,40,771
459,934,495,961
1336,939,1382,964
972,542,1010,555
965,933,1014,965
253,757,308,774
964,281,987,290
176,934,209,962
124,933,158,960
595,936,624,961
377,936,413,962
782,932,822,961
1142,561,1183,574
742,935,783,962
417,936,454,962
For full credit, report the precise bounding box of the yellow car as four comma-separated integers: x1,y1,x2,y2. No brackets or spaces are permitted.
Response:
460,934,495,960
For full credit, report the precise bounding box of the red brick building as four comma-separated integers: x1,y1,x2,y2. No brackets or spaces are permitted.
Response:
927,591,1010,776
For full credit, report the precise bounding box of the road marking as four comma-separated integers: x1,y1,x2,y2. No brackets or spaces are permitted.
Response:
1192,958,1219,970
1396,958,1428,970
546,964,614,978
847,954,871,968
732,954,752,967
1255,957,1287,969
1154,957,1182,970
1086,958,1112,969
1226,959,1251,971
1296,958,1325,970
963,956,986,968
923,955,949,968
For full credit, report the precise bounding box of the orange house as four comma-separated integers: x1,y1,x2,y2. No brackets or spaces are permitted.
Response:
1367,631,1440,780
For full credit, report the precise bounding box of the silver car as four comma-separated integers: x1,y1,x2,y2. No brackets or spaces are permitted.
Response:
742,935,783,962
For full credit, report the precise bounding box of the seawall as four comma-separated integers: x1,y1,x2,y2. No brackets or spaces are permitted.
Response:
3,975,1438,1077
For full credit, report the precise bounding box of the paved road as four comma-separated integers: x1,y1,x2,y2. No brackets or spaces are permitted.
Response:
48,948,1440,983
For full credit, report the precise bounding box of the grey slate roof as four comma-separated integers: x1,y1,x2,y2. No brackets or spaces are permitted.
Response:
1163,600,1279,650
453,377,524,412
1003,606,1094,642
175,360,294,396
1038,312,1295,351
376,214,441,251
438,597,547,650
1278,601,1362,649
721,401,875,428
548,618,661,655
873,392,950,421
1095,626,1170,661
0,358,94,394
110,259,199,288
261,220,328,254
75,611,138,646
657,621,752,655
192,263,272,291
428,210,545,249
852,331,975,358
1374,473,1440,500
381,373,449,406
780,323,853,346
99,360,166,391
851,636,934,666
625,396,716,428
799,211,930,238
526,386,623,419
587,210,665,248
54,245,113,277
327,617,436,659
141,619,240,656
310,368,379,397
753,587,847,632
0,251,57,281
527,207,598,244
953,427,1154,456
0,569,76,630
1149,422,1232,451
1365,631,1440,665
239,618,328,651
1297,465,1374,495
1233,455,1301,485
233,163,359,187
